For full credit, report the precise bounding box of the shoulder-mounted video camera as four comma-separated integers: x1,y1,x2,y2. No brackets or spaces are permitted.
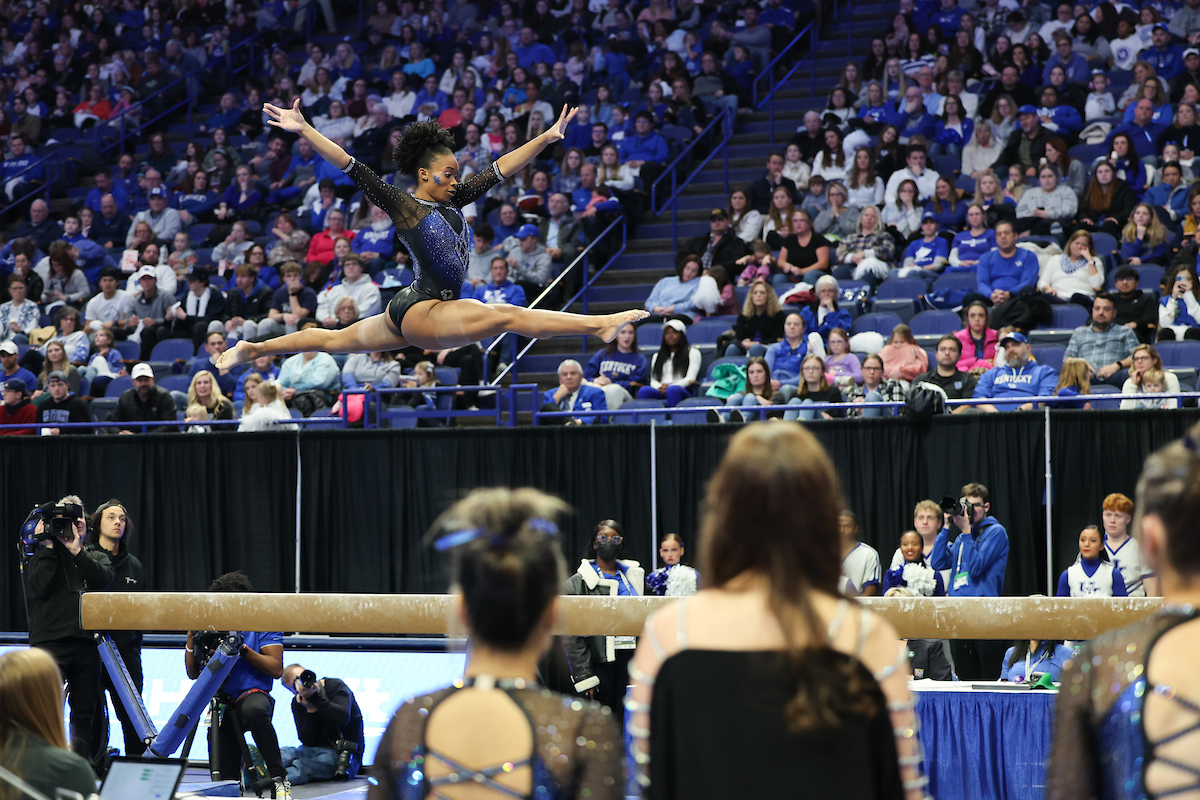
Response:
20,501,85,557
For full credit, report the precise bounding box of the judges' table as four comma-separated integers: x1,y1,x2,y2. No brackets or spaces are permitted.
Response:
913,680,1056,800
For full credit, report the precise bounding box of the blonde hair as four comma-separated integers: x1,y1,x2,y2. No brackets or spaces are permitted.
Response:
257,380,279,405
0,648,69,750
185,403,209,420
1121,203,1169,248
741,278,783,317
414,361,437,385
188,369,229,409
242,373,263,414
1142,367,1166,388
1056,357,1092,393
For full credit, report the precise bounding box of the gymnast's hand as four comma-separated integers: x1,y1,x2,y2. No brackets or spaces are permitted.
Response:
263,98,307,134
543,104,579,143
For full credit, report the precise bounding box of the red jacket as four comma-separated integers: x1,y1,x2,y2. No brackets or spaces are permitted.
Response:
954,327,998,372
0,399,36,434
306,228,356,264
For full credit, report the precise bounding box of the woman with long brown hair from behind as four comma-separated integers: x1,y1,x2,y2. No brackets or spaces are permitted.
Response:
0,648,99,799
628,423,924,800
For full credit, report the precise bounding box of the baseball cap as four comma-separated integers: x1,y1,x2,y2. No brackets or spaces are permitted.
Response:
921,212,937,223
1187,48,1200,58
1000,331,1029,346
186,267,210,283
131,363,154,379
135,265,158,280
47,370,68,384
663,319,687,333
1154,21,1170,31
1017,104,1039,116
516,223,540,239
3,378,25,392
148,186,167,197
1114,265,1140,281
0,341,18,355
710,208,729,220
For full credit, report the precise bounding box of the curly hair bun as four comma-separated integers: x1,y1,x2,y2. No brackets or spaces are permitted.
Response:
395,120,457,179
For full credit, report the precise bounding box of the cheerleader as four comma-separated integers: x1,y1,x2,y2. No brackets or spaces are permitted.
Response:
881,530,946,596
645,533,699,597
1055,524,1129,597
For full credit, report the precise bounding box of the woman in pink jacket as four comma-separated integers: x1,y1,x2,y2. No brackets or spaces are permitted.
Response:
879,323,929,382
952,300,998,372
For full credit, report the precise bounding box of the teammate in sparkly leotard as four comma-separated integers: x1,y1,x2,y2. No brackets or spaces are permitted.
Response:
216,99,647,371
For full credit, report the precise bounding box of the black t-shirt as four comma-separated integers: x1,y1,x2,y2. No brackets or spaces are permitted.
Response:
781,231,832,269
911,368,976,400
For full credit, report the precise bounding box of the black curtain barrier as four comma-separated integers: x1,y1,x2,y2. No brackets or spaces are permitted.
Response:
2,410,1198,631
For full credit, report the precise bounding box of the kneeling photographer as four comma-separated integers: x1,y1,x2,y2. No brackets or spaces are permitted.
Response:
185,571,290,799
22,495,114,767
279,664,365,785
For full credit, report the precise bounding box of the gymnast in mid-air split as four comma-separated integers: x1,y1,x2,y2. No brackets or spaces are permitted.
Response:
216,99,648,371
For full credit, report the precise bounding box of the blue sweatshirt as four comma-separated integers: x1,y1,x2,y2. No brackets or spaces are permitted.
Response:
765,338,808,383
1120,237,1168,265
351,226,396,259
474,279,527,306
584,348,649,389
904,235,950,269
800,305,852,341
643,276,701,317
618,131,670,165
950,229,995,269
930,517,1009,597
886,106,936,141
972,359,1060,409
923,199,968,231
976,247,1039,296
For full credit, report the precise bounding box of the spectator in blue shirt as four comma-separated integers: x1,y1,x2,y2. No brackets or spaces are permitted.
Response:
887,86,937,142
0,134,44,203
1140,23,1185,81
84,167,129,213
972,331,1060,411
1043,33,1091,84
200,93,242,133
583,322,649,410
618,111,670,186
514,26,558,70
1038,86,1083,138
474,257,527,365
1143,161,1190,221
931,0,968,37
351,206,396,276
413,74,449,120
401,41,435,79
902,215,951,279
1109,103,1170,160
764,312,810,387
976,220,1040,305
542,358,608,424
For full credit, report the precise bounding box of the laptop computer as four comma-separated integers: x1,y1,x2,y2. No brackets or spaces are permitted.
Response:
99,757,188,800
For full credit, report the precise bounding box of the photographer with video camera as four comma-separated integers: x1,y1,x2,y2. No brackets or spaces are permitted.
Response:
22,495,114,767
279,664,365,785
930,482,1011,680
185,571,290,800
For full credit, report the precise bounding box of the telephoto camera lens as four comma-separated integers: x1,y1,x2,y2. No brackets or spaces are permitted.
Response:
298,669,317,688
333,738,358,781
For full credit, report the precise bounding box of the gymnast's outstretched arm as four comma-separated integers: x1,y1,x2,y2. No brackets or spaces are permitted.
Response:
264,99,351,170
493,104,579,180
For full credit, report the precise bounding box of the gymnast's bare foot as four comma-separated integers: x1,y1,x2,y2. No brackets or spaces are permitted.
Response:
598,310,650,343
216,340,257,370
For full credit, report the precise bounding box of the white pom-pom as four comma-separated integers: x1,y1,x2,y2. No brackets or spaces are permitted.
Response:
901,562,937,597
665,565,698,597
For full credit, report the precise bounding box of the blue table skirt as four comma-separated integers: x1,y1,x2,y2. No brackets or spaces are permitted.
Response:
916,689,1057,800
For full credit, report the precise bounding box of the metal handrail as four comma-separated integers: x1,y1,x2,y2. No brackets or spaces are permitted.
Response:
0,154,58,221
486,214,628,385
650,106,732,214
753,22,817,143
532,390,1200,423
341,383,540,428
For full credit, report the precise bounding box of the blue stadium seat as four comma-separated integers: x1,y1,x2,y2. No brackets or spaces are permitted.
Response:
1090,232,1119,258
1155,341,1200,369
613,398,668,424
1089,384,1123,410
955,175,976,194
1106,264,1163,293
158,374,192,394
931,272,978,294
1069,142,1107,167
1031,345,1065,371
875,277,927,300
78,377,90,397
637,323,664,351
671,395,723,424
1048,304,1089,330
106,376,133,398
688,319,733,345
435,366,461,385
149,339,194,363
850,312,903,336
872,298,917,322
910,310,962,336
188,224,215,244
114,341,140,361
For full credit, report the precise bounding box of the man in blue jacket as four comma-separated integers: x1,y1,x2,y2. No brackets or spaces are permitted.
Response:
1043,33,1090,84
474,257,527,367
542,358,607,424
1140,23,1185,80
975,220,1039,306
972,331,1060,411
887,86,937,144
618,112,670,187
1143,161,1190,221
930,482,1010,679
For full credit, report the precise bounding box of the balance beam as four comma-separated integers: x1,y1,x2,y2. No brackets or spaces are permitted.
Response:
79,593,1164,640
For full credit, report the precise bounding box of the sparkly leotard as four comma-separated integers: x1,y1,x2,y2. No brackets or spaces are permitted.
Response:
369,679,622,800
1046,606,1200,800
340,157,504,330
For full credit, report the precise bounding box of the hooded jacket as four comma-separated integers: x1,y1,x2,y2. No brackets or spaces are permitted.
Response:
92,533,145,652
562,558,645,692
929,516,1009,597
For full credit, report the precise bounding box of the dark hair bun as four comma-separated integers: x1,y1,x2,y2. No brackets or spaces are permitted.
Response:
395,120,457,179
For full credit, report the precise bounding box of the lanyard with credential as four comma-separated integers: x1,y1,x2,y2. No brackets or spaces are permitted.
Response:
1025,647,1048,681
952,532,971,591
594,562,633,595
